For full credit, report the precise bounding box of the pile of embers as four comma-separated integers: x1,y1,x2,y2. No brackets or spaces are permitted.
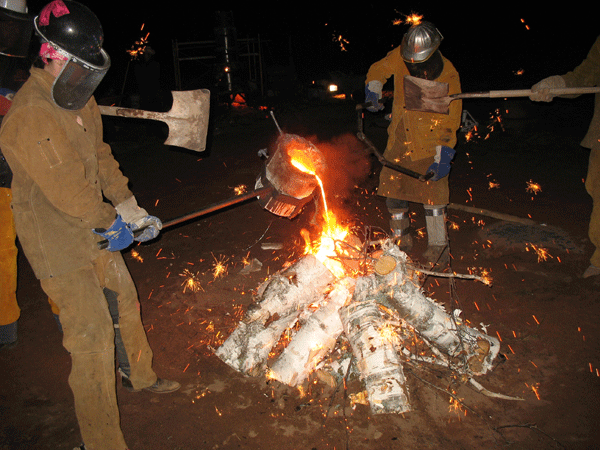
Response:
215,239,506,414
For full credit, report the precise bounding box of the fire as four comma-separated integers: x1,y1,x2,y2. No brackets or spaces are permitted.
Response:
291,151,351,278
301,211,349,278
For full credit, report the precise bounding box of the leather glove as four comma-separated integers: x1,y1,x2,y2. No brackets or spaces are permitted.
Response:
115,196,162,242
426,145,456,181
93,215,134,251
365,80,384,112
530,75,566,102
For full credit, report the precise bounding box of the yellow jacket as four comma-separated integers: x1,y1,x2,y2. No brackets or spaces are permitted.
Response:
0,68,134,279
366,47,461,204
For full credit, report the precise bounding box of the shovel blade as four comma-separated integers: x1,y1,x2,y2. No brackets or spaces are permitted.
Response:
404,75,452,114
98,88,211,152
163,89,211,152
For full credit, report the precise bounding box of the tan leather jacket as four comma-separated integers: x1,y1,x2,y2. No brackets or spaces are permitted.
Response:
0,68,134,279
366,48,461,204
562,35,600,150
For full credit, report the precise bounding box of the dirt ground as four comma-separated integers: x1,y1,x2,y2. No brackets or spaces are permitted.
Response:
2,94,600,450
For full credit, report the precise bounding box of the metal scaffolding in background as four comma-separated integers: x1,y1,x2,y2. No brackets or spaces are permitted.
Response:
172,36,265,97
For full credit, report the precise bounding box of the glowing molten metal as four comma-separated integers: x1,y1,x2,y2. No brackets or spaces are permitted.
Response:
290,150,350,278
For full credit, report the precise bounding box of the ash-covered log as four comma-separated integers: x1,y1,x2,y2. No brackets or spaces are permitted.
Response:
268,278,355,386
215,254,335,375
340,295,411,414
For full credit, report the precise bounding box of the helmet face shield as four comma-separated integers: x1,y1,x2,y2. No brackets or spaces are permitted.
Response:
33,1,110,109
51,48,109,110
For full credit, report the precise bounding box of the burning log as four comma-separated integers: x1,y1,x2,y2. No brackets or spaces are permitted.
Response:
339,295,411,414
268,278,355,386
215,254,335,375
216,237,505,414
370,245,500,376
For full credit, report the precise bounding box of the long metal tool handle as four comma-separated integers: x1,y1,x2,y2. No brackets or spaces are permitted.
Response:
453,86,600,100
97,186,273,250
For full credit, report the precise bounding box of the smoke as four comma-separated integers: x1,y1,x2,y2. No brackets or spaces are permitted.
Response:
307,132,372,215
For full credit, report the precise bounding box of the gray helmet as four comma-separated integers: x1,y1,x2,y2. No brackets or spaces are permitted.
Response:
0,0,27,13
0,0,33,58
401,21,443,63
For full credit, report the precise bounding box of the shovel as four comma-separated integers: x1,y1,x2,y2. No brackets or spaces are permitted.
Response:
404,75,600,114
98,89,211,152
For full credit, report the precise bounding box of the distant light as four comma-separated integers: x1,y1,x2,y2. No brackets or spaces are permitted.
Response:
328,84,338,93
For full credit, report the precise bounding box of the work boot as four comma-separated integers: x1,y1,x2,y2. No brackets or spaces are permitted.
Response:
582,264,600,278
423,204,449,266
122,376,181,394
387,199,412,252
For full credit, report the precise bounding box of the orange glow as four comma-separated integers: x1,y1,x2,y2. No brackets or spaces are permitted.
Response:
292,150,351,278
302,210,349,278
290,147,318,175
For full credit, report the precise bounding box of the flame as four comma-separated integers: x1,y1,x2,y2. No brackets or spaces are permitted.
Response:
291,151,351,278
307,211,350,277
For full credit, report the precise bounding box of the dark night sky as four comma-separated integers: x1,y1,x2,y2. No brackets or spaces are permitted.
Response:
23,1,600,94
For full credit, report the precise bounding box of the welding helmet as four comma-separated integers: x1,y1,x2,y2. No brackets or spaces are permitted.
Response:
401,21,443,63
0,0,34,58
34,0,110,110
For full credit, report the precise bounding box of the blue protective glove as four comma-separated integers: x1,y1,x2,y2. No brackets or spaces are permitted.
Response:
426,145,456,181
93,215,135,251
365,81,384,112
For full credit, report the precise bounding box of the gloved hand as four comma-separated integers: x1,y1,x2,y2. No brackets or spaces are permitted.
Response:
365,80,384,112
93,215,134,251
115,196,162,242
426,145,456,181
530,75,566,102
